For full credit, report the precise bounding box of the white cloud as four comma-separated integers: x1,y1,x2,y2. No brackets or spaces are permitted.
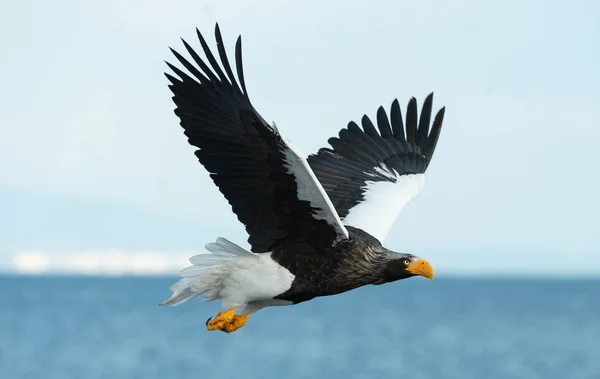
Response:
11,250,49,274
11,250,194,276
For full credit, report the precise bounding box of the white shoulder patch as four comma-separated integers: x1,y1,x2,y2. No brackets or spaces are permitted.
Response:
280,136,349,239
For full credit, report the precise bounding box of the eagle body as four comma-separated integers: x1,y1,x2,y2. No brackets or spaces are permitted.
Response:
272,227,417,304
161,24,445,333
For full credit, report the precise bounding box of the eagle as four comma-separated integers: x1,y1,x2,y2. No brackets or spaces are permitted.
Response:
161,24,445,333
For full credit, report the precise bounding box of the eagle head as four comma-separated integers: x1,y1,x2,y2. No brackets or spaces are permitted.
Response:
379,253,434,283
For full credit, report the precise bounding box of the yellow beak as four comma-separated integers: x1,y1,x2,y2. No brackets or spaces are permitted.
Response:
405,259,434,280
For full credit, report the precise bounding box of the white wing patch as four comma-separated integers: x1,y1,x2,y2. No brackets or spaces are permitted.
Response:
342,173,426,243
281,136,349,239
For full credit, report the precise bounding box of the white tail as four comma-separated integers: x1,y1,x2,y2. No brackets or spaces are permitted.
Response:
160,237,254,306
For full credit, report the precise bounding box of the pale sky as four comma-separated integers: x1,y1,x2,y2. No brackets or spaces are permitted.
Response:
1,0,599,275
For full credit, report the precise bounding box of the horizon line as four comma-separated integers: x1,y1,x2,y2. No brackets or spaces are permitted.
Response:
2,270,599,280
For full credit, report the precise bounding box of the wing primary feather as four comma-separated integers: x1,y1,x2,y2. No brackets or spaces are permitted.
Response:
417,93,433,149
180,39,219,85
168,69,239,120
360,115,395,158
376,106,393,139
342,125,385,164
165,61,202,86
234,36,248,96
361,115,379,138
195,28,229,83
164,72,183,86
168,49,210,85
425,107,445,165
177,38,218,84
347,121,362,133
405,97,418,148
328,136,375,166
214,24,243,96
390,99,406,143
375,106,399,156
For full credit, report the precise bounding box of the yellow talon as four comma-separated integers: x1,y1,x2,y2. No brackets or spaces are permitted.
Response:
223,314,249,333
206,309,249,333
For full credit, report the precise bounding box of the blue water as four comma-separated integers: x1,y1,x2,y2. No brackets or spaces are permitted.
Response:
1,276,598,379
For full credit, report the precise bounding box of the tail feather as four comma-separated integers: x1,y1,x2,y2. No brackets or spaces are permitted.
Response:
188,254,233,267
178,264,222,278
160,278,200,306
160,237,254,307
205,237,253,257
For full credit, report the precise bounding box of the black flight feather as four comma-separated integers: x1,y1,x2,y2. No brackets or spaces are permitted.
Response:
307,95,445,219
166,23,346,254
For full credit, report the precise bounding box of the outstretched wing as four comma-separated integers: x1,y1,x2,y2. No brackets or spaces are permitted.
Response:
307,95,445,243
166,24,348,253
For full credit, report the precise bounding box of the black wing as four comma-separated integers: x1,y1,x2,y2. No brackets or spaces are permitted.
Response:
307,95,445,243
166,24,348,253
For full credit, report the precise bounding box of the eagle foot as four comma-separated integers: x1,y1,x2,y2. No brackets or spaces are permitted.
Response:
206,309,249,333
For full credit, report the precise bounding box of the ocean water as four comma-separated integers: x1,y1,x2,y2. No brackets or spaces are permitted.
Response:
1,276,598,379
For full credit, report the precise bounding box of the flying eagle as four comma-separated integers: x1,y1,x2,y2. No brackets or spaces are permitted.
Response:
161,24,445,333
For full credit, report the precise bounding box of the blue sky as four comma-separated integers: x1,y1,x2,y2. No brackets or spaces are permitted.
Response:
1,0,599,275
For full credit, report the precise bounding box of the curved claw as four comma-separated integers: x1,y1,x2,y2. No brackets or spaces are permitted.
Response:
205,316,212,326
